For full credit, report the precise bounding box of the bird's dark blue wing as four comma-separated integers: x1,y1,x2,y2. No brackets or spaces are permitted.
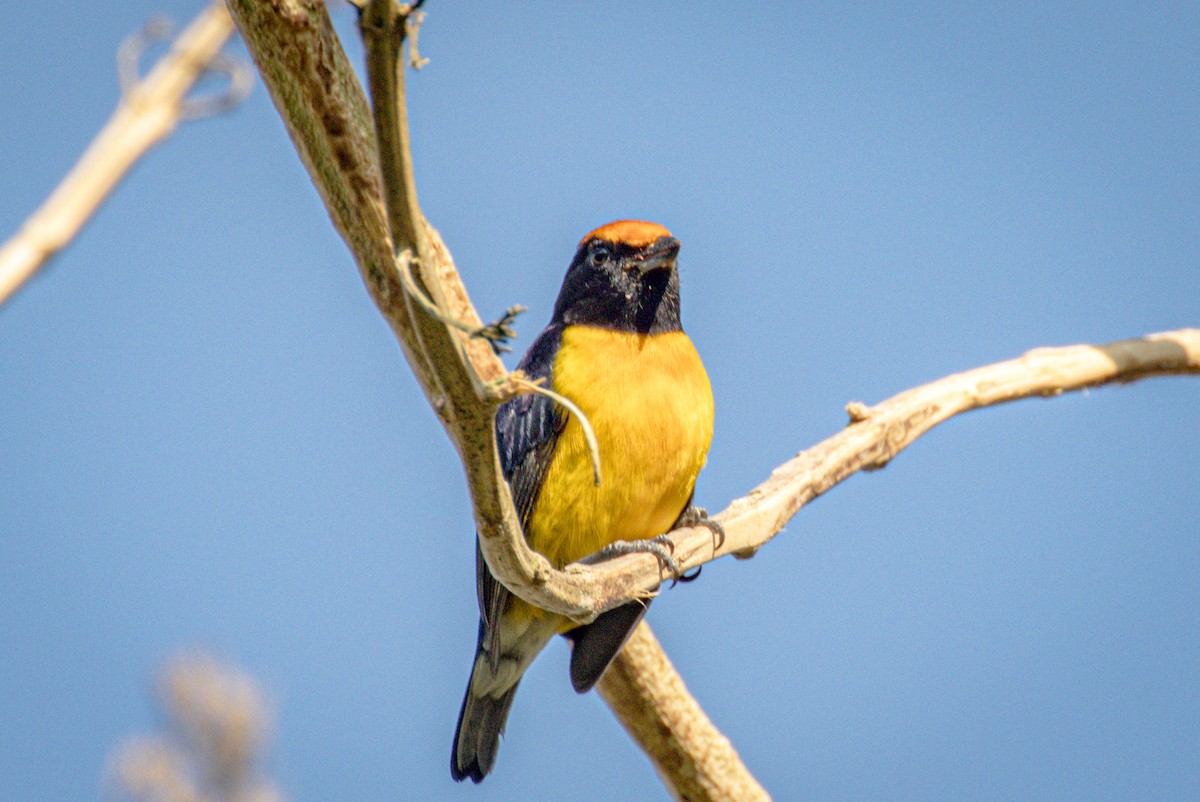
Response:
495,323,566,527
478,324,566,635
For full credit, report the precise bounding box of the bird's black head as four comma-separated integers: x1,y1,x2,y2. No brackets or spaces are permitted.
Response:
551,220,683,335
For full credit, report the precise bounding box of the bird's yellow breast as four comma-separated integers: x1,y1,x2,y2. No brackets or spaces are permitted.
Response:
526,326,714,569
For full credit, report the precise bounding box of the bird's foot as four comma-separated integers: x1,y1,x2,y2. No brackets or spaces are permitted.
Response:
661,507,725,584
673,505,725,552
579,534,683,583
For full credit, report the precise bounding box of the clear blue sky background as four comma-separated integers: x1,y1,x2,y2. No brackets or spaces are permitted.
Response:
2,2,1197,800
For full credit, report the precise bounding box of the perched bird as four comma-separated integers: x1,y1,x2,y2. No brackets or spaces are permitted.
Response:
451,220,717,783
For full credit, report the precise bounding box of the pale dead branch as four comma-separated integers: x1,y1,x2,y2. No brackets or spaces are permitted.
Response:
0,1,249,305
224,3,1199,799
590,328,1199,800
597,623,770,802
585,328,1200,588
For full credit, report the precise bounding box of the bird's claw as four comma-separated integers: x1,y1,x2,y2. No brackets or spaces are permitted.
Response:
580,534,684,584
472,305,526,355
673,505,725,553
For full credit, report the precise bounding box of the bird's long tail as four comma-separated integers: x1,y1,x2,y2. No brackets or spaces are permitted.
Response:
451,648,521,783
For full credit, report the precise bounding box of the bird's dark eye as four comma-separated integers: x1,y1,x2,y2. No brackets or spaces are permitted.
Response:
589,246,611,267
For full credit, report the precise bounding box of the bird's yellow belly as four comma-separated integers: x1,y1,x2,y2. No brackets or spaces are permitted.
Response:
525,327,714,569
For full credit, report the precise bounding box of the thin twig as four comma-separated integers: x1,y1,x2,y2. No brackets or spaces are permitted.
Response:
0,2,244,306
405,10,431,70
394,248,522,353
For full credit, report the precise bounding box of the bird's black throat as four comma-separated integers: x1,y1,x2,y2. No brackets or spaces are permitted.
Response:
552,246,683,335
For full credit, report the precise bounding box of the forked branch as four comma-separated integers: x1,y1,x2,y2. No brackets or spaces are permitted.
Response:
224,4,1198,799
228,1,1200,629
228,0,657,624
588,329,1198,800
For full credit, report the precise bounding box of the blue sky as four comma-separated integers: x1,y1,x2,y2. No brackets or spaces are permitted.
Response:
1,2,1197,800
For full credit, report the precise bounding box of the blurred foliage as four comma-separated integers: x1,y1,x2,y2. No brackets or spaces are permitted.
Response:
109,654,283,802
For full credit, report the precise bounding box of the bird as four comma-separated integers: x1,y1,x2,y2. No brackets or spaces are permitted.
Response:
451,220,718,783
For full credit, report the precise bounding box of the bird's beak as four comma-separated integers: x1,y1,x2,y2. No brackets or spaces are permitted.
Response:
633,236,681,275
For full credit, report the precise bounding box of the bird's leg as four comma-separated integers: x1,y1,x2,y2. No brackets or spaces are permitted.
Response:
578,534,682,582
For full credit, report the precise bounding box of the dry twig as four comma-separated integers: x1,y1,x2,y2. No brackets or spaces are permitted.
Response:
0,2,248,305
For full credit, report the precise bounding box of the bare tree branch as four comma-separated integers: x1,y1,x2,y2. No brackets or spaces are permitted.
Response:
0,1,247,306
597,623,770,802
225,7,768,797
229,3,1200,631
227,0,652,624
225,4,1199,799
584,329,1199,801
584,328,1200,589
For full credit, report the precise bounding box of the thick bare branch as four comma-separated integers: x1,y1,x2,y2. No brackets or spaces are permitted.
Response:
224,6,1198,799
224,0,428,390
228,9,763,796
227,0,646,624
0,2,244,305
597,623,770,802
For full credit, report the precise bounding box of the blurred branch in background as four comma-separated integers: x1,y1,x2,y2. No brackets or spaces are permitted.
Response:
109,654,283,802
0,1,250,306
